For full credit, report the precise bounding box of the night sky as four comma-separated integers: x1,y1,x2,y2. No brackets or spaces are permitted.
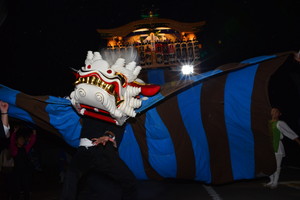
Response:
1,0,299,95
0,0,300,166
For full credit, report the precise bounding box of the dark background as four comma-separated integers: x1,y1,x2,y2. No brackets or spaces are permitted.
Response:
0,0,299,95
0,0,300,166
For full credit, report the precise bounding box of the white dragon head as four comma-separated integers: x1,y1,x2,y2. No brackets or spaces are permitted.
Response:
69,50,160,125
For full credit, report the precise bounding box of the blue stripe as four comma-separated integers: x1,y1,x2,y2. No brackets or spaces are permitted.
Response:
189,69,224,82
224,64,258,180
147,69,165,85
241,55,276,64
8,104,34,124
0,84,19,105
136,92,164,113
177,83,212,183
119,124,148,179
145,108,177,178
45,96,82,147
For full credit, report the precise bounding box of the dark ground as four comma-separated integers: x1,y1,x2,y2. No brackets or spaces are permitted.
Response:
1,164,300,200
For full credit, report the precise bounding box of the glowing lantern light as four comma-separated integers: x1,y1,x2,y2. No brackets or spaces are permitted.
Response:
181,65,194,75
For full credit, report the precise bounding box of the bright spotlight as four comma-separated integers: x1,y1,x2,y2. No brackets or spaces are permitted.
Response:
181,65,194,75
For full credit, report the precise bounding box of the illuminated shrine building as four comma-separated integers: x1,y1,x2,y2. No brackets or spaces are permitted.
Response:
97,13,206,70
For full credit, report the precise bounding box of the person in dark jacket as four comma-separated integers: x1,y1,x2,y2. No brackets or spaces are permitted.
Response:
61,116,137,200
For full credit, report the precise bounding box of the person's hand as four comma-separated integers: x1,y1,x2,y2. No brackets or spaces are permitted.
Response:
92,136,115,146
0,101,9,113
32,129,37,135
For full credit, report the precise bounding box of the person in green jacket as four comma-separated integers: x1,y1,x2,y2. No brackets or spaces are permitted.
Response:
265,108,300,189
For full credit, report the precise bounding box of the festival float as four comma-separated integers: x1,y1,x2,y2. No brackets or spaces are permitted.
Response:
97,11,205,77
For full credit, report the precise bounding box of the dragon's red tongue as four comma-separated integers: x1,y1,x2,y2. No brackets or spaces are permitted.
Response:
129,82,161,96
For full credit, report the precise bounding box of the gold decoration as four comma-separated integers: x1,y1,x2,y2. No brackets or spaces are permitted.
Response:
75,77,116,95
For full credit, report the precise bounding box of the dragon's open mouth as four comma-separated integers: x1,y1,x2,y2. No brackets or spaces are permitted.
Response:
74,74,126,106
75,76,116,95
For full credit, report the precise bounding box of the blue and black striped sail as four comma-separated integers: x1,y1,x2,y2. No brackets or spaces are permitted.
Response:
0,51,296,184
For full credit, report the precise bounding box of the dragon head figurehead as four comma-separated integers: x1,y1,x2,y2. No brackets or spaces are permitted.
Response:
69,50,160,125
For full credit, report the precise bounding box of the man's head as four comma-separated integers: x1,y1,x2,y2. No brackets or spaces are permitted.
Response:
271,108,282,119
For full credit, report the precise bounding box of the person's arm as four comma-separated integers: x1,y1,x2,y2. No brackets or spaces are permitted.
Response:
0,101,10,138
25,129,37,153
3,124,10,138
0,119,4,138
277,120,299,140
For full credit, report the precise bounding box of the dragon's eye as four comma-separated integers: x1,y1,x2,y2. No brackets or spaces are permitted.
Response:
95,92,104,103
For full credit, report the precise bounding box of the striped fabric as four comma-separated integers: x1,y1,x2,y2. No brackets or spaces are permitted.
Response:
0,85,82,147
120,52,293,184
0,51,295,184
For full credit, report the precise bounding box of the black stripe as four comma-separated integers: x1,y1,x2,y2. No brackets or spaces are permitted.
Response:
201,73,233,184
16,93,60,136
129,114,163,180
251,54,289,176
156,95,196,179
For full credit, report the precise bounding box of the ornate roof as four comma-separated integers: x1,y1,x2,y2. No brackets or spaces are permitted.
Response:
97,17,206,38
